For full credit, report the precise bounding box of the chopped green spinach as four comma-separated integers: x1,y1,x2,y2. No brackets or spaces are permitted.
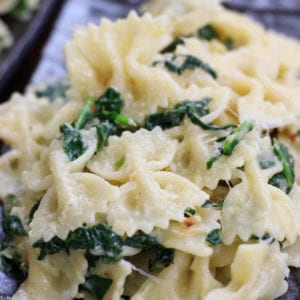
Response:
149,247,174,273
186,105,236,131
11,0,29,18
95,87,124,117
0,195,27,274
114,156,126,170
28,200,41,224
198,24,219,41
4,215,27,236
153,54,217,78
198,24,234,50
74,97,94,130
94,87,136,127
201,199,224,208
60,123,87,161
259,160,276,170
124,231,158,250
94,121,116,152
268,141,295,194
224,38,234,50
222,120,254,155
32,236,67,260
2,194,27,238
144,106,186,130
250,233,271,240
144,96,238,133
67,224,123,260
250,233,275,244
33,224,123,261
35,81,69,102
161,37,185,53
125,231,174,273
60,87,137,161
3,194,18,216
144,97,211,130
106,112,137,127
207,120,254,169
206,229,222,246
0,242,24,274
33,225,174,273
184,207,196,218
206,155,221,170
80,275,112,300
144,105,186,130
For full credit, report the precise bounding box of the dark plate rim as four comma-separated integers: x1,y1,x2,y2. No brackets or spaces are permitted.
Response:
0,0,63,101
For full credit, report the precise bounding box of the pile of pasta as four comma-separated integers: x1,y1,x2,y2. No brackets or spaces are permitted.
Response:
0,0,40,52
1,0,300,299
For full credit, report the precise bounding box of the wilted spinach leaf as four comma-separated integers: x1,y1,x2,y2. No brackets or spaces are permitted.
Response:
74,97,94,130
28,200,41,224
161,37,185,53
198,24,235,50
114,156,126,170
144,97,211,130
0,242,24,274
125,231,174,273
250,233,275,244
35,81,69,102
60,88,137,161
94,88,136,127
222,120,254,155
4,215,27,237
153,54,217,78
33,225,174,274
33,224,123,261
198,24,219,40
206,229,222,246
95,87,124,117
32,236,67,260
2,194,27,238
144,105,186,130
201,200,224,208
67,223,123,260
184,207,196,218
60,123,87,161
187,105,236,131
80,275,112,300
268,141,295,194
94,121,116,152
207,120,254,169
259,160,276,170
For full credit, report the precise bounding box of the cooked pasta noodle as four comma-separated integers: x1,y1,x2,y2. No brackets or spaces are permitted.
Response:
1,0,300,299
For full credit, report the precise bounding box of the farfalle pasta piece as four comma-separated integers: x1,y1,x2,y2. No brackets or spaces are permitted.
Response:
205,244,288,300
221,155,300,245
87,128,177,183
107,170,208,236
30,131,120,241
91,260,132,300
12,246,87,300
157,207,220,257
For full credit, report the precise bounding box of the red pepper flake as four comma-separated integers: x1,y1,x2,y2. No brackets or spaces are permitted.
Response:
184,218,195,227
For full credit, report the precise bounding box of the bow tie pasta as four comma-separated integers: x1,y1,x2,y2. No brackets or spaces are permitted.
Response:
1,0,300,299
